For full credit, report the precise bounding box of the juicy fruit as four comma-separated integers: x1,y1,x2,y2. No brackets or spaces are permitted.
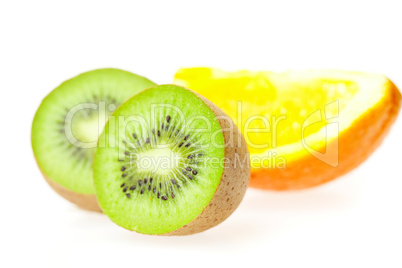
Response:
32,69,156,211
93,85,250,235
174,68,401,190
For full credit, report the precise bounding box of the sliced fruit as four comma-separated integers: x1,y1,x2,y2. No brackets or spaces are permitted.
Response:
174,68,401,190
32,68,156,211
93,85,250,235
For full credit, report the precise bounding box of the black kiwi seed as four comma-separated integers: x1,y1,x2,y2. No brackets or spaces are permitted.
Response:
126,194,131,198
157,130,160,137
179,142,184,147
182,170,187,175
121,166,126,171
165,124,169,131
162,195,168,201
144,178,148,184
185,143,191,147
162,123,164,130
122,173,127,177
171,179,176,184
133,133,137,139
123,187,128,192
148,185,151,191
188,154,194,159
157,192,161,198
122,140,127,144
124,151,129,155
153,187,156,193
188,175,193,180
192,170,198,175
159,182,162,188
130,185,136,190
184,134,189,140
138,180,143,186
171,193,175,199
186,167,192,171
140,188,145,194
166,115,171,122
150,178,153,183
120,183,126,188
146,138,150,144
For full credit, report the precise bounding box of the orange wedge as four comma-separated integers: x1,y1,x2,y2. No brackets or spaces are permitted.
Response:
174,68,401,190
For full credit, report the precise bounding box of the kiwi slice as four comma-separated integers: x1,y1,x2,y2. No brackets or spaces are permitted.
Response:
32,69,156,211
93,85,250,235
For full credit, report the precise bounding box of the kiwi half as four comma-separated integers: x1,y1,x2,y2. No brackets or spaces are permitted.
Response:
93,85,250,235
32,69,156,211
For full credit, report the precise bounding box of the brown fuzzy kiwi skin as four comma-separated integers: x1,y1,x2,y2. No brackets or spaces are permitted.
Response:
162,89,250,236
40,170,102,212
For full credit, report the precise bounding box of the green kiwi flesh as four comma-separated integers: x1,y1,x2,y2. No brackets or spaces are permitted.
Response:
93,85,250,235
32,69,156,208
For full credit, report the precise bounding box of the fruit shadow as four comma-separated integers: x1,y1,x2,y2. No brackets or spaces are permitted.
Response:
243,186,356,213
111,184,355,247
71,181,356,247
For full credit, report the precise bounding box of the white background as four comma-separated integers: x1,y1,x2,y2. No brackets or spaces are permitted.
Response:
1,1,401,267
